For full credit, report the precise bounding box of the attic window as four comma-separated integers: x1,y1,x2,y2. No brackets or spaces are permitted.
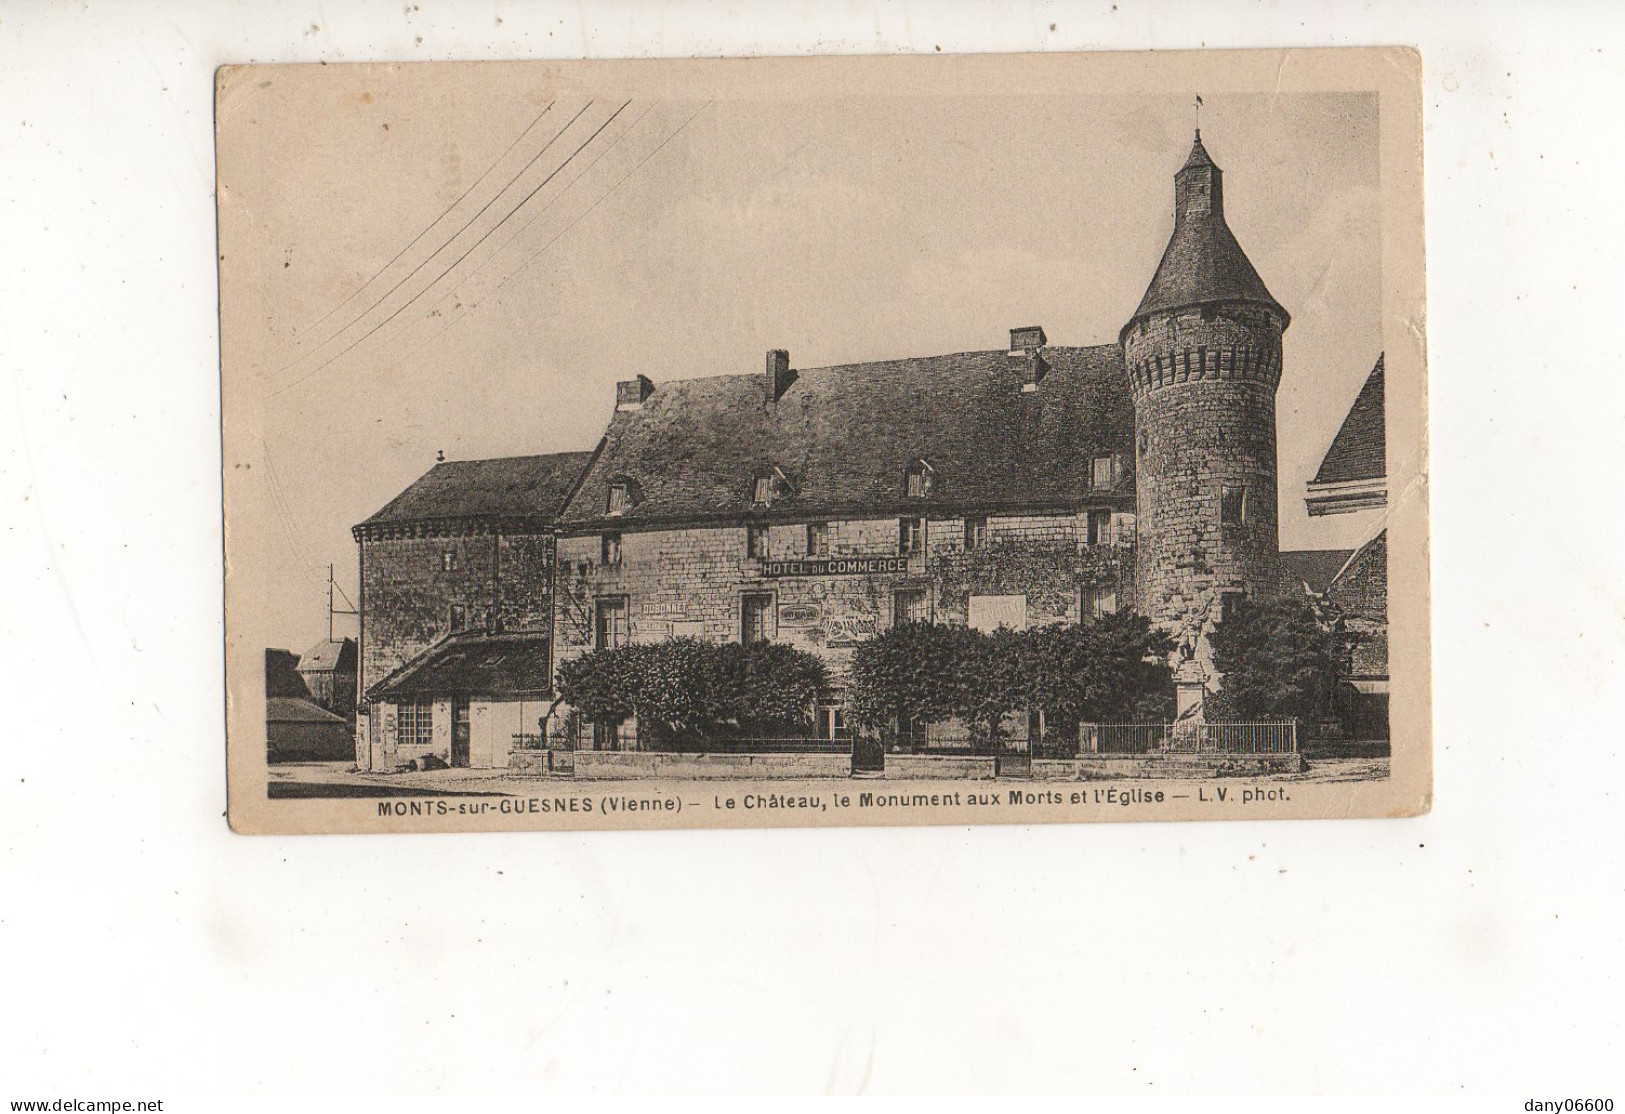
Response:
607,482,631,516
905,460,934,499
1088,455,1120,491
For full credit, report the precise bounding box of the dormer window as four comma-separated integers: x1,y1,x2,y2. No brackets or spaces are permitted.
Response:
750,467,792,506
1088,454,1121,491
606,482,631,517
905,460,934,499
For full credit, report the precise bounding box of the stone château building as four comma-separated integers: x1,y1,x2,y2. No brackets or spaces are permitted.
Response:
352,132,1376,765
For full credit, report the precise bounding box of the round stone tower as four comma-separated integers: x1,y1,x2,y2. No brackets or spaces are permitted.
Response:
1121,132,1289,645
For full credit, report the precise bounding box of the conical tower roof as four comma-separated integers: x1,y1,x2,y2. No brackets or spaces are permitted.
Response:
1125,132,1288,332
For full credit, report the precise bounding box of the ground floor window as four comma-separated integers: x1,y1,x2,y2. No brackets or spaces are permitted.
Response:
1081,583,1118,621
397,700,433,749
816,689,847,739
596,596,629,649
742,591,776,643
894,588,928,625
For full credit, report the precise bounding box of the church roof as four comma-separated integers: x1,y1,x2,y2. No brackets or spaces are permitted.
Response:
357,451,595,532
558,344,1136,531
1127,132,1288,329
1312,355,1386,485
1281,549,1357,596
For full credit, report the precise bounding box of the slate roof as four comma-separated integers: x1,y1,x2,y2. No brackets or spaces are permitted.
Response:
1281,549,1357,596
560,345,1135,531
266,697,348,725
357,451,595,531
297,637,354,673
1312,355,1386,485
367,630,552,700
1127,133,1287,330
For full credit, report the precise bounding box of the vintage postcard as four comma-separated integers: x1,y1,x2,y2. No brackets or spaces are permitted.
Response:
220,48,1429,834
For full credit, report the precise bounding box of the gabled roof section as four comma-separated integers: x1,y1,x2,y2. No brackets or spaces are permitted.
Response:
1312,355,1386,486
297,637,354,673
559,344,1136,531
1127,132,1288,330
357,451,595,532
266,697,348,725
367,630,552,700
1281,549,1357,596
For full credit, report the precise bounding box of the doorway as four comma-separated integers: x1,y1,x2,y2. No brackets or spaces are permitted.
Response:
451,698,471,767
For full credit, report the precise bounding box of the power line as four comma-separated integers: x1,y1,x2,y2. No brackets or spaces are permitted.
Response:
268,100,632,399
396,101,711,368
268,100,591,387
292,99,558,350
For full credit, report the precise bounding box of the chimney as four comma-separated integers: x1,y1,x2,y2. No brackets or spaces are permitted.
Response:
765,349,795,403
1008,325,1047,354
616,375,654,411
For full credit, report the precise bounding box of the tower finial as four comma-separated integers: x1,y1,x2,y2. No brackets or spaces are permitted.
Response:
1194,92,1203,137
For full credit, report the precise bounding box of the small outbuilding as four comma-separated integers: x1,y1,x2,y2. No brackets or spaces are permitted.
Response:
267,697,355,762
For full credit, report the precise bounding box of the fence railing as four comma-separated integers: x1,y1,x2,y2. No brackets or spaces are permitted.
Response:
1080,720,1297,756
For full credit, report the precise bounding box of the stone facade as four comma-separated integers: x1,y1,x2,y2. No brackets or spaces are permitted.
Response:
1122,304,1285,639
1328,531,1388,682
357,525,556,700
552,508,1134,747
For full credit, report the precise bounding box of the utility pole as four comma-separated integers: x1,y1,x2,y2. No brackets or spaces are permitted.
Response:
328,563,358,642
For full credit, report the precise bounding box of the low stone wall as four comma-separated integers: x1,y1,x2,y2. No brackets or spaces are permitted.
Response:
1032,753,1306,780
885,753,997,780
572,751,851,780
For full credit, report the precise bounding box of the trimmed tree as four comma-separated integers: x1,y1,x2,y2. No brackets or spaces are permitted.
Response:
554,638,829,747
1208,595,1348,723
848,620,963,741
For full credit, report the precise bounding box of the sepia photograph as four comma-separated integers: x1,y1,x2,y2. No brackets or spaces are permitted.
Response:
220,50,1427,833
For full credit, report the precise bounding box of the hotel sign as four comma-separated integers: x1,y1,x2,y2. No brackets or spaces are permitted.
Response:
765,556,910,577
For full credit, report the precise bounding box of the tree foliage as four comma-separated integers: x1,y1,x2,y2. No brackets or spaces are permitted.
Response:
849,613,1175,745
1208,595,1349,722
555,638,830,744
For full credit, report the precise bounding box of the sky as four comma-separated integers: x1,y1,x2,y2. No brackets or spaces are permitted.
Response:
220,63,1383,653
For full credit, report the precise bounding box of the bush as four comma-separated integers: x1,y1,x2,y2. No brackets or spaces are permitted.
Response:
555,638,830,743
1208,595,1350,722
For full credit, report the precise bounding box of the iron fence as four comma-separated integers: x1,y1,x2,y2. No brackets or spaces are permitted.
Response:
1081,720,1297,756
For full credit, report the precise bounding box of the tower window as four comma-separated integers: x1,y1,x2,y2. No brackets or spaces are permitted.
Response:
964,516,987,551
1087,509,1112,546
448,603,467,632
746,523,769,559
441,550,457,571
1220,484,1248,526
806,521,829,558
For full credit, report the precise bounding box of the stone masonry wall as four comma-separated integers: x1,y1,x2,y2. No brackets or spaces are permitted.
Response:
359,527,555,699
1123,303,1286,639
553,509,1134,690
1328,531,1388,680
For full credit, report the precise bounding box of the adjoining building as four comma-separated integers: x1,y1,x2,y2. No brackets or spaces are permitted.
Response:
266,696,355,762
351,451,594,770
1297,354,1388,737
295,637,356,721
546,131,1293,751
